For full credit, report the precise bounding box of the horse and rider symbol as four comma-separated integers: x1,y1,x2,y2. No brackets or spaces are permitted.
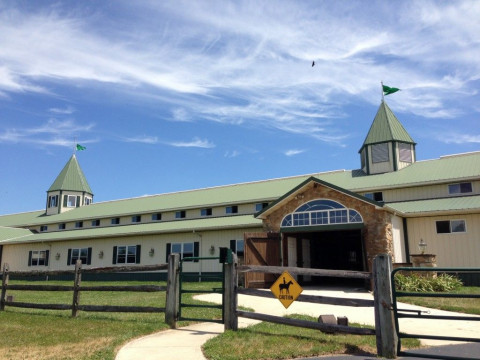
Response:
279,277,293,294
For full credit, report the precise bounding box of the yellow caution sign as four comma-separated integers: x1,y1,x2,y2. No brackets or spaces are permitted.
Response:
270,271,303,309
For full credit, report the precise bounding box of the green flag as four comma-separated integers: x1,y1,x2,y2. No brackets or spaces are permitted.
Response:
382,85,400,96
76,144,86,151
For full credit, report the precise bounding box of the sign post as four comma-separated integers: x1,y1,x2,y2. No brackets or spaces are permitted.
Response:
270,271,303,309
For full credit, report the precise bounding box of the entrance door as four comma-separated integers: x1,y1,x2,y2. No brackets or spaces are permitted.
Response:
244,232,281,288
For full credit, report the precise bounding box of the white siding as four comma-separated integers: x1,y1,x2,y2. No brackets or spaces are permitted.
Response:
392,215,406,263
1,227,263,273
406,214,480,267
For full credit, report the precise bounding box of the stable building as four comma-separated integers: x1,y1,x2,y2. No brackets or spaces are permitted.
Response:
1,100,479,286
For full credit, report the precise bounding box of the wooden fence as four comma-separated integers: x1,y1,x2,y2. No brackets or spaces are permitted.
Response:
221,253,398,359
0,260,170,317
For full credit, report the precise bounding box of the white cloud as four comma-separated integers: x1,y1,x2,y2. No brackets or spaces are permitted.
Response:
124,136,159,144
0,118,95,147
224,150,240,158
439,133,480,144
167,137,215,148
284,149,305,157
49,106,76,115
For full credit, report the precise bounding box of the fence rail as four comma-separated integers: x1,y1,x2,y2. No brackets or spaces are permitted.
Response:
0,261,169,316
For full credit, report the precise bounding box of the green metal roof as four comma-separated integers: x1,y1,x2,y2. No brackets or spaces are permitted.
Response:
1,151,479,228
387,195,480,216
0,226,34,242
48,154,93,194
359,101,415,152
0,215,262,245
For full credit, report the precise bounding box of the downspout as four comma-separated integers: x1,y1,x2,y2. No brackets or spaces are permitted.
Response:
402,218,410,263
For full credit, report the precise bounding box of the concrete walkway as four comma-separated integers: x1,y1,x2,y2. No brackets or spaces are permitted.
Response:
115,287,480,360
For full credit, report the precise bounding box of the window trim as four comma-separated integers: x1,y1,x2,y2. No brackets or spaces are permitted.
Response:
448,182,473,195
67,247,92,265
201,208,212,216
435,219,467,234
28,250,49,267
226,205,238,214
112,245,141,264
166,241,199,262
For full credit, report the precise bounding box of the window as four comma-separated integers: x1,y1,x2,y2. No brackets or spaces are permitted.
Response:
48,195,58,208
230,239,244,257
201,208,212,216
28,250,49,266
365,192,384,202
75,221,83,228
175,210,186,219
113,245,141,264
281,199,363,228
131,215,141,223
152,213,162,221
65,195,78,208
226,205,238,214
85,197,92,205
58,223,66,230
111,217,120,225
448,182,473,195
166,242,199,262
360,148,367,169
40,225,48,232
398,143,413,163
255,203,268,212
371,143,389,163
67,247,92,265
91,219,100,227
436,220,466,234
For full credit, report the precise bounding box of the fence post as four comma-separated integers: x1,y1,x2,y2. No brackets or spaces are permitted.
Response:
165,253,180,328
224,253,238,331
373,254,398,359
1,264,9,311
72,260,82,317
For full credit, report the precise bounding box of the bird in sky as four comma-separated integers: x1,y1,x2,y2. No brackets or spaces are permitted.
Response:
312,61,315,67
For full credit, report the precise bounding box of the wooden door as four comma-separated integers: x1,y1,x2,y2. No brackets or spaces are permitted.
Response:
244,232,281,288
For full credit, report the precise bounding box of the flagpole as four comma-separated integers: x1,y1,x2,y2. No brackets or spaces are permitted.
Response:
381,81,384,102
73,137,77,155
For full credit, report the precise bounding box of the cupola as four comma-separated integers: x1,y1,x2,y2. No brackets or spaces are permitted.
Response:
45,154,93,215
359,100,416,175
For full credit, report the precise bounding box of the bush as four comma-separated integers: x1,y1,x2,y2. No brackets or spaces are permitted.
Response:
395,273,463,292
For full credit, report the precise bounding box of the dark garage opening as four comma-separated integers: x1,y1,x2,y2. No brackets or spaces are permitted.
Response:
288,229,366,286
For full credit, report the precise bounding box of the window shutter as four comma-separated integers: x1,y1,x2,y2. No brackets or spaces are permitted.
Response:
67,249,72,265
63,195,68,207
194,242,199,263
230,240,236,253
136,245,141,264
87,247,92,265
166,243,171,262
112,246,117,264
76,196,81,207
45,250,50,266
28,251,33,266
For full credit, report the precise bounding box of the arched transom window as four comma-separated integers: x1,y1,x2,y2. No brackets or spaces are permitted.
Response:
281,199,363,228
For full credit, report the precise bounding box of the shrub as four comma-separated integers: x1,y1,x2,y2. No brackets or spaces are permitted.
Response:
395,273,463,292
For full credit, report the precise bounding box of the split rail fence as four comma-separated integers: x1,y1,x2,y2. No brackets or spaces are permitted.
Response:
0,260,171,317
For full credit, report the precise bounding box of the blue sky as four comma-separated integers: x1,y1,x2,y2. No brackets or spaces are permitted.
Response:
1,0,480,215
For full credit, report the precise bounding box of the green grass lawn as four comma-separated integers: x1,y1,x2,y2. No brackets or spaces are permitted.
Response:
397,286,480,315
203,314,419,360
0,279,223,360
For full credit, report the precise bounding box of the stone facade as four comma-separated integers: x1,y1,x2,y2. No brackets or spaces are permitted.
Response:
261,181,393,272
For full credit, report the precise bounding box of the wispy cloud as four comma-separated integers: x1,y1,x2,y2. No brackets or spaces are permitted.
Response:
0,1,479,147
438,133,480,144
224,150,240,158
123,135,159,144
284,149,305,157
167,137,215,149
0,119,95,147
49,106,75,115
